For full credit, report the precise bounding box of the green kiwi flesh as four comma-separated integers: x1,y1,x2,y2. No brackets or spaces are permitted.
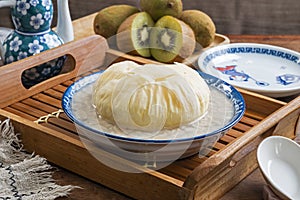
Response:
117,12,154,57
150,16,195,63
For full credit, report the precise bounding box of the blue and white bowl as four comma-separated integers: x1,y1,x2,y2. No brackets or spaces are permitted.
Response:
257,136,300,199
62,70,245,166
198,43,300,98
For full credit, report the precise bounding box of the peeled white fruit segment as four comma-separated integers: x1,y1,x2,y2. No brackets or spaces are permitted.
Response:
92,61,210,132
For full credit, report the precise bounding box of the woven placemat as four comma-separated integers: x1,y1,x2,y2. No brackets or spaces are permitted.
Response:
0,119,78,200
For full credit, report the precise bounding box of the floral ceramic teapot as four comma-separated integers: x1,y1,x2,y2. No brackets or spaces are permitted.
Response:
0,0,73,88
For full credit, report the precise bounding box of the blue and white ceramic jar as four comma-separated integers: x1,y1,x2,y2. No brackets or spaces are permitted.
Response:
0,0,71,88
3,30,65,88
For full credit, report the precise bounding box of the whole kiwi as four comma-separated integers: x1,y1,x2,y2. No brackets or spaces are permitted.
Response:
180,10,216,48
93,5,139,38
139,0,183,21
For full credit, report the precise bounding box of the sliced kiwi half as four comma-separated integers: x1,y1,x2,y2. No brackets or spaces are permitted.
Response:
117,12,155,57
150,15,196,63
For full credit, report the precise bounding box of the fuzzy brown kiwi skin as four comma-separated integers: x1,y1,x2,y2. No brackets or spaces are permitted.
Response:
180,10,216,48
140,0,183,21
93,5,139,38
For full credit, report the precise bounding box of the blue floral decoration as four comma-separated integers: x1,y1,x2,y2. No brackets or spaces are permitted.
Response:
12,0,53,33
2,0,65,88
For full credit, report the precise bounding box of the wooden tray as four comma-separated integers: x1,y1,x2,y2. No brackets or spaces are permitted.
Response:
0,35,299,200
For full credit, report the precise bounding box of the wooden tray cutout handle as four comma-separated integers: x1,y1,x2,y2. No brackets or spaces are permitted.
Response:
0,35,108,108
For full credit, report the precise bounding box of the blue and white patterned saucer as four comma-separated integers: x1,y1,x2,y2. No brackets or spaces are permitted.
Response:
198,43,300,97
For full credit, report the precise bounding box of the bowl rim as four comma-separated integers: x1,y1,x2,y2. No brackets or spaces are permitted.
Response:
62,70,246,144
198,42,300,94
257,135,300,199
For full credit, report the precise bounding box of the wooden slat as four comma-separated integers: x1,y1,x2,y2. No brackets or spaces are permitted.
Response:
62,80,75,87
43,88,64,100
32,93,62,108
10,102,46,119
232,123,252,132
243,111,265,121
219,134,235,144
214,142,226,150
240,116,260,126
175,158,205,171
3,107,37,121
226,128,244,138
159,165,193,181
22,98,58,113
52,84,68,93
58,112,75,122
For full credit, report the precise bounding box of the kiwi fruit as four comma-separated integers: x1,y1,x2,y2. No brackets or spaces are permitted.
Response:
139,0,183,21
93,5,139,38
117,12,155,57
180,10,216,48
150,15,196,63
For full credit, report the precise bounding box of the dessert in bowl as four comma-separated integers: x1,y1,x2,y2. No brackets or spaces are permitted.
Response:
62,61,245,164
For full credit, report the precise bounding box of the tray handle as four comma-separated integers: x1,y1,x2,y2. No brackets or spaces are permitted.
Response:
184,95,300,190
0,35,108,108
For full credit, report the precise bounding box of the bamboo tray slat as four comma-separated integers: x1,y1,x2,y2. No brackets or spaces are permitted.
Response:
0,35,299,200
